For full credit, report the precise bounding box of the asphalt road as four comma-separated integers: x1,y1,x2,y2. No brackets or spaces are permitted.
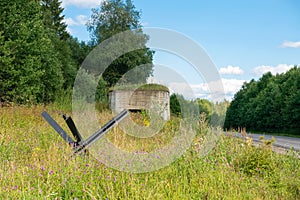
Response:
247,133,300,151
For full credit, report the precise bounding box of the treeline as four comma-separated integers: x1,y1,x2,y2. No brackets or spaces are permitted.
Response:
0,0,92,104
0,0,152,105
224,66,300,134
170,94,228,127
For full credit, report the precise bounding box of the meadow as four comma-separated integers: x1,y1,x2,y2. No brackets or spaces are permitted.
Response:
0,105,299,199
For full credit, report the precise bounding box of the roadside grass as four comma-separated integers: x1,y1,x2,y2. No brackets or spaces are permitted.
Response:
0,105,299,199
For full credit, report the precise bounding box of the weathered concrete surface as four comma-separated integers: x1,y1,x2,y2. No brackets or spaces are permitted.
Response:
109,89,170,120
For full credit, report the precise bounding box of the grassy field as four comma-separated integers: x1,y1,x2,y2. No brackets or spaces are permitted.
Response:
0,105,299,199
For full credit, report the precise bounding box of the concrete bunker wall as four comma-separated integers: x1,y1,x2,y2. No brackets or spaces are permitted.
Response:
109,89,170,120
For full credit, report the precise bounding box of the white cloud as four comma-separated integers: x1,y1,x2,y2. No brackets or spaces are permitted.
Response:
219,65,244,75
64,15,88,26
280,41,300,48
76,15,89,25
168,82,195,99
147,77,194,99
191,78,245,101
220,79,245,99
61,0,103,8
64,18,77,26
148,76,245,100
253,64,295,77
141,22,149,27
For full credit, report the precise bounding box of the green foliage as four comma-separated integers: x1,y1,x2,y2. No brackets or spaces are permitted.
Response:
73,68,98,103
197,99,212,117
67,37,93,68
259,136,276,147
0,0,96,104
87,0,154,87
170,94,181,116
41,0,69,40
41,0,78,89
224,66,300,134
170,94,227,127
0,0,63,103
169,94,199,118
211,101,229,127
232,140,276,177
95,77,109,104
102,49,154,87
52,88,73,111
88,0,142,43
0,0,156,105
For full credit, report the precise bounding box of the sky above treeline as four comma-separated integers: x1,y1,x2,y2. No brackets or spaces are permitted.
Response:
61,0,300,100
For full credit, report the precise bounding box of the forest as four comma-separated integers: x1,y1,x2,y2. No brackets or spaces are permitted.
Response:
0,0,153,105
224,66,300,135
0,0,93,103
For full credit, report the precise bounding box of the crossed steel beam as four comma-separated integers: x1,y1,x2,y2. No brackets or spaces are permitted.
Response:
42,109,129,154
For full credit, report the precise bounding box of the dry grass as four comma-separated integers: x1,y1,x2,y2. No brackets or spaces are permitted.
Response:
0,105,299,199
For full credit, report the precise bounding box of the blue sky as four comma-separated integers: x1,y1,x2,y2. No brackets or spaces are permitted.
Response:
61,0,300,100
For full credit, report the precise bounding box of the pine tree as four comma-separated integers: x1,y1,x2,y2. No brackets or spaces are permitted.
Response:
0,0,63,103
41,0,77,89
41,0,69,40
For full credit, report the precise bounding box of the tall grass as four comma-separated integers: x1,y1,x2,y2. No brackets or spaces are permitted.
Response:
0,105,299,199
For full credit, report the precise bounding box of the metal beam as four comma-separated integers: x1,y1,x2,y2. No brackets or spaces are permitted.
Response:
42,109,129,155
42,111,75,144
74,109,129,154
62,114,83,143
